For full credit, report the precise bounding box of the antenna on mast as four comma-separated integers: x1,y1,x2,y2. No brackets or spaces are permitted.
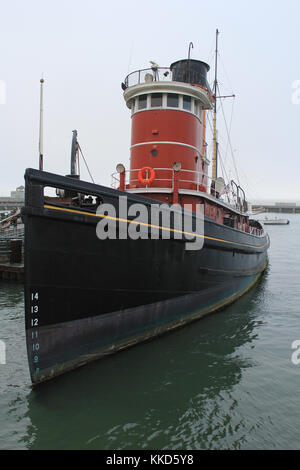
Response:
70,129,79,177
211,29,236,195
212,29,219,182
39,77,44,171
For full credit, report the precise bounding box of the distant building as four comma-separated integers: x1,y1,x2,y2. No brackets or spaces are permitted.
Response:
10,186,25,200
251,202,300,214
275,202,296,207
0,186,25,210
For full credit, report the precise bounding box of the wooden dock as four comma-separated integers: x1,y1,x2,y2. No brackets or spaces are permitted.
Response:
0,236,24,282
0,263,24,282
252,203,300,214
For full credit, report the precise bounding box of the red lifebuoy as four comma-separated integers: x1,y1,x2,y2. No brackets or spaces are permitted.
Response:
138,167,155,185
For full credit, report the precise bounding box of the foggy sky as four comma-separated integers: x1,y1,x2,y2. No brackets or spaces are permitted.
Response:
0,0,300,203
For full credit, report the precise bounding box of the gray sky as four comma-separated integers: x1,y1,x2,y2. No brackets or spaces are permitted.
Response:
1,0,300,202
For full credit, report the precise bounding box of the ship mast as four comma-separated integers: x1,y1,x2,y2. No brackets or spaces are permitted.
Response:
39,78,44,171
212,29,219,181
70,129,79,176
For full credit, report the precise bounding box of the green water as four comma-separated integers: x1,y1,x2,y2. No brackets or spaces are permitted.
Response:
0,214,300,450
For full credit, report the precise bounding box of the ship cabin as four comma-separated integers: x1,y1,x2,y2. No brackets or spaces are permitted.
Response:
42,59,263,237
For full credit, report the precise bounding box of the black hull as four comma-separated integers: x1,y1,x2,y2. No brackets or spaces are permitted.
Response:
23,169,269,385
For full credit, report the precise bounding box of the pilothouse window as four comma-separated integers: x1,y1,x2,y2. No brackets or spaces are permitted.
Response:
129,99,135,115
151,93,163,107
194,101,198,115
167,93,179,107
138,94,147,110
183,95,191,110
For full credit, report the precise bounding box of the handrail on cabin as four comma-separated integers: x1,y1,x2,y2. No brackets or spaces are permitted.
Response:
111,167,247,214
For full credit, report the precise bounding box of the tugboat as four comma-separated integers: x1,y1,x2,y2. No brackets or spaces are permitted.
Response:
23,37,270,385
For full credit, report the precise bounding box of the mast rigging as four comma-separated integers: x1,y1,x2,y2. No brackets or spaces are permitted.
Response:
212,29,219,182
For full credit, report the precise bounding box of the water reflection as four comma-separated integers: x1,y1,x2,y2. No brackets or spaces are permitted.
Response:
0,282,24,309
24,272,269,450
0,282,31,450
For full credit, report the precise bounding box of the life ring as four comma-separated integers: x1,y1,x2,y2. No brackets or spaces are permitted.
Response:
138,167,155,185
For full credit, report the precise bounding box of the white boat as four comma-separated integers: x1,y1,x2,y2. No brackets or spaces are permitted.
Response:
261,217,290,225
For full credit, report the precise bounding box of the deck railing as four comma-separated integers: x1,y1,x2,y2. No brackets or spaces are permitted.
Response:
124,68,173,88
123,67,213,95
249,226,264,237
0,226,24,238
111,167,246,214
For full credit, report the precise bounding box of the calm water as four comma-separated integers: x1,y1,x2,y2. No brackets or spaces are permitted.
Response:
0,214,300,450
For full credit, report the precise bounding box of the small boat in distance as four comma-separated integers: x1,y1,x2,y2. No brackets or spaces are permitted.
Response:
261,217,290,225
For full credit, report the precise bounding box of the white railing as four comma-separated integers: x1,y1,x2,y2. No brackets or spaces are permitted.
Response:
249,226,264,237
124,68,173,88
123,66,213,96
0,226,24,238
112,167,173,189
111,167,246,213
